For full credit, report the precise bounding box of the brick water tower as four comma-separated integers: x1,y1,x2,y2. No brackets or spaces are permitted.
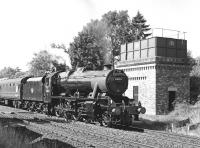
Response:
116,32,190,115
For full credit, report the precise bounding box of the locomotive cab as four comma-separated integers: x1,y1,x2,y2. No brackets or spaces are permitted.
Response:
44,76,51,102
43,71,60,103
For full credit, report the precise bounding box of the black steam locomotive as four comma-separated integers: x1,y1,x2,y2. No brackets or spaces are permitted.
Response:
0,65,145,126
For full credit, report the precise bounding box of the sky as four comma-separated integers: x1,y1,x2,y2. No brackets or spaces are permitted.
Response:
0,0,199,71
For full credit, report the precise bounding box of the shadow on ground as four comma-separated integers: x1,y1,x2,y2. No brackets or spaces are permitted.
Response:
0,118,75,148
132,118,169,131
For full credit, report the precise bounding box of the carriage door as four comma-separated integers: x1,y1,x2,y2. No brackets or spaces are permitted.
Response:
44,77,51,103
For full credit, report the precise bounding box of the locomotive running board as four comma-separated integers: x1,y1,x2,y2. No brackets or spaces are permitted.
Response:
50,96,95,102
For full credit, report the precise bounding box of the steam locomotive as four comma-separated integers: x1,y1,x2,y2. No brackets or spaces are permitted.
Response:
0,65,145,126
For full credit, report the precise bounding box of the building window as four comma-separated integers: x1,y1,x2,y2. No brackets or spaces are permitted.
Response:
133,86,138,102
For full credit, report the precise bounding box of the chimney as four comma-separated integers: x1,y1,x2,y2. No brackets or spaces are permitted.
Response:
103,63,112,70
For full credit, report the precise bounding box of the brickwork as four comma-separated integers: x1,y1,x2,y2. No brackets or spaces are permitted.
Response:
117,37,190,115
156,64,190,114
117,64,157,115
116,61,190,115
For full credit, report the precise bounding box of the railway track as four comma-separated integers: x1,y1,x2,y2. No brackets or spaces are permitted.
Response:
19,115,200,148
143,128,200,146
0,105,153,147
127,127,200,148
72,123,200,148
1,105,200,148
27,121,155,148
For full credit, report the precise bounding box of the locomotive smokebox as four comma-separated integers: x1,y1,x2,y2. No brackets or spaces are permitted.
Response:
105,69,128,96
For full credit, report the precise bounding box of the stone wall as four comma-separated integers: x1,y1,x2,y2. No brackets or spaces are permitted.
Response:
117,36,190,115
117,62,191,115
156,64,190,114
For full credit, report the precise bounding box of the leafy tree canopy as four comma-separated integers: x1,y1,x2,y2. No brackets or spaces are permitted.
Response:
189,55,200,104
102,10,151,58
0,67,26,79
102,10,132,57
132,11,151,40
28,50,67,77
53,10,151,69
68,31,104,70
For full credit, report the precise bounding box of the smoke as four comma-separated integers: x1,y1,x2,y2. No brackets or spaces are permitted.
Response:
104,51,112,64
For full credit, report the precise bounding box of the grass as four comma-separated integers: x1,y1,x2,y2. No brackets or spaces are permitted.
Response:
169,102,200,137
139,101,200,137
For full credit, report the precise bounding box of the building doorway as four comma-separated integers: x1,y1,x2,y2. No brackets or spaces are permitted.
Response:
168,91,176,111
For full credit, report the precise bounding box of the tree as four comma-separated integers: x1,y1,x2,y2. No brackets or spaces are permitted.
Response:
52,59,68,72
0,67,26,78
82,20,111,66
14,71,27,78
51,43,68,53
102,10,151,65
28,50,67,76
190,56,200,104
102,10,132,58
52,20,111,69
131,11,151,40
53,10,151,69
68,31,103,69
